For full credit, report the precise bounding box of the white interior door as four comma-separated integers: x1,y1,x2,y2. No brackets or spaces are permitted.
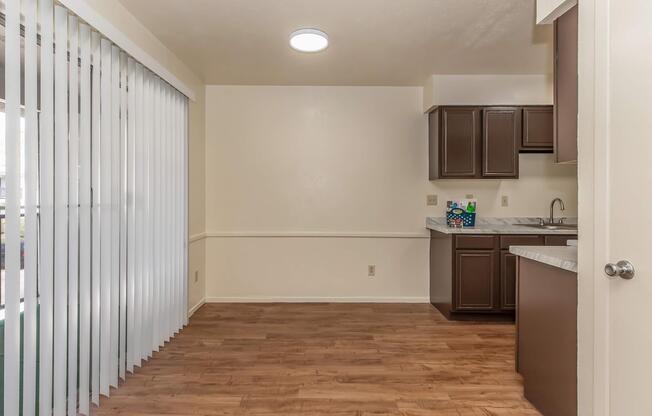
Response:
593,0,652,414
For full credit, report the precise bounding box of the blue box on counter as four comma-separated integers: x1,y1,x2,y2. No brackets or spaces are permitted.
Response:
446,200,477,228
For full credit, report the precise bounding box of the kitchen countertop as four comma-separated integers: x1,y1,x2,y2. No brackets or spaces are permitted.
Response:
509,245,578,273
426,217,578,235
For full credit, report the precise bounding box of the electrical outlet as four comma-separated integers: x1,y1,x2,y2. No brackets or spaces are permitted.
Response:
465,194,474,199
427,194,438,206
368,265,376,277
194,271,199,283
501,195,509,207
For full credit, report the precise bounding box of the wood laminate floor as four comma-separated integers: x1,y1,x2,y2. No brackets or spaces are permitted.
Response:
93,303,540,415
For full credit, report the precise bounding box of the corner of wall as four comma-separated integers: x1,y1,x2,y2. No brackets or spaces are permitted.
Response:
422,75,436,113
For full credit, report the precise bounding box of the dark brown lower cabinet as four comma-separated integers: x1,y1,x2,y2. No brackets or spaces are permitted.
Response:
454,250,498,311
430,232,577,320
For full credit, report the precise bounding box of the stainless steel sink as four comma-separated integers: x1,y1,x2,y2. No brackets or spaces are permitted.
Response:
514,223,578,231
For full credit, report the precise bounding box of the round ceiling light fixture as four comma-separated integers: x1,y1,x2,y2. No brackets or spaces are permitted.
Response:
289,28,329,53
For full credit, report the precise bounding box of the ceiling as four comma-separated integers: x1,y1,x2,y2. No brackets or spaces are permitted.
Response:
117,0,553,86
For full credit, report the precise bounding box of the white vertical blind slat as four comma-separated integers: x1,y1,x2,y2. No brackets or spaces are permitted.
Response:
79,22,93,416
38,0,55,413
141,70,149,359
134,63,144,366
171,92,177,333
67,15,81,416
110,44,121,388
119,51,128,380
53,7,70,415
181,95,187,326
99,37,113,397
127,57,137,373
183,99,189,325
22,0,39,414
152,77,160,350
174,90,180,332
159,81,166,347
144,71,155,357
173,92,179,332
175,91,182,332
3,0,21,413
91,30,103,405
178,93,184,329
163,86,171,341
142,71,150,359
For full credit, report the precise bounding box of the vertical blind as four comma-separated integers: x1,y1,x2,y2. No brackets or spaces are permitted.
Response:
1,0,189,414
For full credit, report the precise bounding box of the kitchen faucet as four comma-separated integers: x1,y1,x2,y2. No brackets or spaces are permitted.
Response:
549,198,566,224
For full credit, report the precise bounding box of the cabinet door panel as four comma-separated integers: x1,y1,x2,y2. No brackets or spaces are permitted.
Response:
554,5,578,163
501,251,517,310
440,107,481,178
483,107,520,178
522,106,554,150
454,250,498,311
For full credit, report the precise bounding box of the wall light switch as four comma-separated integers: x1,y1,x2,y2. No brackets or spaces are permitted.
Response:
427,194,438,206
194,271,199,283
368,265,376,277
465,194,474,199
501,195,509,207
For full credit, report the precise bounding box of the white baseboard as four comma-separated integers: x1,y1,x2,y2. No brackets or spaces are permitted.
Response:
188,298,206,316
205,296,429,303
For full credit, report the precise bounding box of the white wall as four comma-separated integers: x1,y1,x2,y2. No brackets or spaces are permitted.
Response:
203,85,577,301
423,74,553,112
204,86,430,301
429,154,577,218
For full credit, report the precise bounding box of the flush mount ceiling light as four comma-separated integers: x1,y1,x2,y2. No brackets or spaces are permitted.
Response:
289,28,329,53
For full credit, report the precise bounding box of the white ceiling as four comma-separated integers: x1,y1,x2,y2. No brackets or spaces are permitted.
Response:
117,0,553,86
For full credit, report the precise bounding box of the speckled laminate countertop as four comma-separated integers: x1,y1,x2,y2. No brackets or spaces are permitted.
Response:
509,245,578,273
426,217,578,235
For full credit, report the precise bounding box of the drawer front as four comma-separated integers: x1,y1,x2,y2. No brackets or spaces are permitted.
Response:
545,235,577,246
500,235,545,250
455,235,497,250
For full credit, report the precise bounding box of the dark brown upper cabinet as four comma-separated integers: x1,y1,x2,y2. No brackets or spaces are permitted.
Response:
438,107,482,179
429,106,529,180
554,5,578,163
482,107,521,178
522,106,554,152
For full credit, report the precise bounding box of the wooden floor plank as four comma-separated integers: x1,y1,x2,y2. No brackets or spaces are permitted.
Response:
93,303,539,415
